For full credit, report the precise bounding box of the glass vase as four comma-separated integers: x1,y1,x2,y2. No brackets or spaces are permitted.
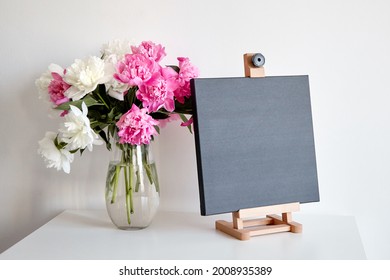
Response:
105,143,160,229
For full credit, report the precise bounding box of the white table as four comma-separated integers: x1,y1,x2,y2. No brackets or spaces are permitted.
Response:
0,210,366,259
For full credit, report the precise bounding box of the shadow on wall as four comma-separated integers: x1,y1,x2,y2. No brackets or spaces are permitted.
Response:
157,120,200,213
0,78,56,252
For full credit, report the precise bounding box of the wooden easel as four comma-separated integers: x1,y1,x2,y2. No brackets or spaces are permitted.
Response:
215,202,302,240
214,53,303,241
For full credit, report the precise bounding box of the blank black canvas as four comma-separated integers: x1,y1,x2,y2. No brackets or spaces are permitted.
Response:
191,76,319,216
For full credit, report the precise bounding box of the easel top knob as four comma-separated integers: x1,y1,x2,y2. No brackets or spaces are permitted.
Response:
244,53,265,78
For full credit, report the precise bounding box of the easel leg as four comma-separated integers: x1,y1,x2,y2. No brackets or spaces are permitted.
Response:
215,220,251,240
232,211,243,229
282,212,292,223
268,214,302,233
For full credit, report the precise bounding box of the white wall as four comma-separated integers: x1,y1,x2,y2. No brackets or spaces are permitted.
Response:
1,0,390,259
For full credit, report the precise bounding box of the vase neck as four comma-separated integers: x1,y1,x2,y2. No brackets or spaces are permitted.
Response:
110,143,151,164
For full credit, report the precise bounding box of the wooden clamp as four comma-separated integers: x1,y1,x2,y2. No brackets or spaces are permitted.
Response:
215,53,303,240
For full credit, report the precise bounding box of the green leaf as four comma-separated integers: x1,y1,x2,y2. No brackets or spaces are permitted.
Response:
174,98,193,115
54,134,67,149
55,95,102,111
150,111,170,120
107,107,116,122
124,87,139,110
98,130,111,150
166,65,180,73
69,148,79,154
154,125,160,134
92,84,110,109
108,123,117,139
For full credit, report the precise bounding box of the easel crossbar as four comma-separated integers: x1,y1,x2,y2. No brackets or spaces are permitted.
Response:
237,202,300,218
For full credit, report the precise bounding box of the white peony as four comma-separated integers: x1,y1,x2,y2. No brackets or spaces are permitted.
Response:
101,39,133,63
64,56,113,100
59,102,103,151
106,79,130,101
101,39,133,101
35,63,65,102
38,131,74,174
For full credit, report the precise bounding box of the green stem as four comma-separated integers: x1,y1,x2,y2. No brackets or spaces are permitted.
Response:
133,146,141,192
135,170,140,192
96,91,109,109
126,191,131,225
129,164,134,214
151,163,160,193
111,164,120,203
142,145,153,185
123,148,135,224
124,161,131,224
144,163,154,185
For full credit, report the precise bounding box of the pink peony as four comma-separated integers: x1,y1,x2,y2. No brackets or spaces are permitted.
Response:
48,72,71,106
136,67,179,113
114,53,159,86
116,104,159,145
131,41,166,62
174,57,199,103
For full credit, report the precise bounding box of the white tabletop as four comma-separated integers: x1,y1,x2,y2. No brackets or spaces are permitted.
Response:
0,210,366,260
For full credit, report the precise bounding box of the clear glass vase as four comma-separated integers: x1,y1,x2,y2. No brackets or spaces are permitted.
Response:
105,143,160,229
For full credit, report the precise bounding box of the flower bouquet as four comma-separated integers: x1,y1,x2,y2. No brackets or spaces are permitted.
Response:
36,40,199,228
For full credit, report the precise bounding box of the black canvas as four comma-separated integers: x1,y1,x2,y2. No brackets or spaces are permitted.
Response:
191,76,319,216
